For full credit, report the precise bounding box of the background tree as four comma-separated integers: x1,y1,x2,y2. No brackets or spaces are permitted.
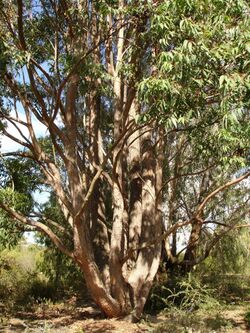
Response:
0,0,249,320
0,157,41,248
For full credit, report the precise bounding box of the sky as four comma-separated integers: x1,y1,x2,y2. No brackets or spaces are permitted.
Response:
1,109,47,153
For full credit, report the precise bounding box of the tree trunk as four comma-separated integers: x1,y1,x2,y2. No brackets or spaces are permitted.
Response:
88,92,110,288
74,219,122,317
182,170,211,273
182,218,203,273
127,100,142,263
127,128,162,320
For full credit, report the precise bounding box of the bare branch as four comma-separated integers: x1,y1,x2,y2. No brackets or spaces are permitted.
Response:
2,128,31,149
17,0,26,49
32,212,72,236
195,171,250,217
0,201,73,258
157,163,217,201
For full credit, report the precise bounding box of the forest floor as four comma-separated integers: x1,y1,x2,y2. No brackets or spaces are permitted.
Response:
0,300,249,333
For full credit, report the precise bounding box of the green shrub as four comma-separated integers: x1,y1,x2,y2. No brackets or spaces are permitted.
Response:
37,247,84,294
29,278,56,301
202,273,250,302
245,311,250,327
0,243,55,310
146,274,220,314
0,255,28,306
167,275,220,311
152,309,233,333
0,240,87,313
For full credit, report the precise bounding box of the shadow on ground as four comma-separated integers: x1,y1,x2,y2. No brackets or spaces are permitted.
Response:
1,302,249,333
0,302,148,333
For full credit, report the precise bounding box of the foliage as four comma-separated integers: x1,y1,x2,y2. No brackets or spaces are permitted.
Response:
0,157,41,194
200,229,250,275
0,243,53,309
0,157,43,248
196,228,250,301
139,0,250,167
36,194,84,295
37,245,84,296
147,274,220,314
149,228,250,313
202,274,250,303
0,239,87,314
165,275,220,311
0,208,25,249
245,311,250,327
152,308,234,333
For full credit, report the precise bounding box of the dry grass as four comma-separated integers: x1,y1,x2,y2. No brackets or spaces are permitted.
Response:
1,300,250,333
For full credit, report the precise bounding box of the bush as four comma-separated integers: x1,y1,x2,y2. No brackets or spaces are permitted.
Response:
202,273,250,302
0,243,55,310
245,311,250,327
146,273,220,314
0,254,29,306
152,309,234,333
0,240,88,313
37,246,84,297
28,278,56,301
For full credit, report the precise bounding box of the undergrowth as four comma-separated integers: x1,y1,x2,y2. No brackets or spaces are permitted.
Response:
147,271,250,333
151,309,234,333
245,311,250,327
146,273,221,314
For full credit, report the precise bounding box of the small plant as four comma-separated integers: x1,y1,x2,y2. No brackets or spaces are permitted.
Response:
74,327,85,333
245,311,250,327
152,308,234,333
168,275,220,311
149,274,220,313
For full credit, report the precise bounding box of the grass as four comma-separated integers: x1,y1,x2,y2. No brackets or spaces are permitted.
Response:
147,273,250,333
151,305,243,333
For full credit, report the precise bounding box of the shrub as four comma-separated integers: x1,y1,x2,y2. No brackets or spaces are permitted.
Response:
37,246,84,296
0,243,54,310
245,311,250,327
152,309,233,333
146,273,220,314
202,273,250,302
0,249,31,305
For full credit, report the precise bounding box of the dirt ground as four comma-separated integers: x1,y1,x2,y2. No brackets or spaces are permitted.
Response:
0,302,249,333
0,303,149,333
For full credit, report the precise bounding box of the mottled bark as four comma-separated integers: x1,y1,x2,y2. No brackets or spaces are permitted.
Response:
73,219,121,317
109,3,131,311
128,100,142,261
88,92,110,288
182,218,203,273
127,128,162,320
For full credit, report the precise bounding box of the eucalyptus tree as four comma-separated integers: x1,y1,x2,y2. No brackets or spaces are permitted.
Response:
0,0,249,320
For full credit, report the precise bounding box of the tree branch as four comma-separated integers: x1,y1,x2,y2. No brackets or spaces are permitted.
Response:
195,171,250,217
0,201,73,258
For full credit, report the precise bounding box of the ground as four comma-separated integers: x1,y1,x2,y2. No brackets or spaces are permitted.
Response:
0,301,249,333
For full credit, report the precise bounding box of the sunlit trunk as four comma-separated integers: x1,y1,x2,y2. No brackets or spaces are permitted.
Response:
127,128,162,320
74,219,122,317
182,218,203,273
